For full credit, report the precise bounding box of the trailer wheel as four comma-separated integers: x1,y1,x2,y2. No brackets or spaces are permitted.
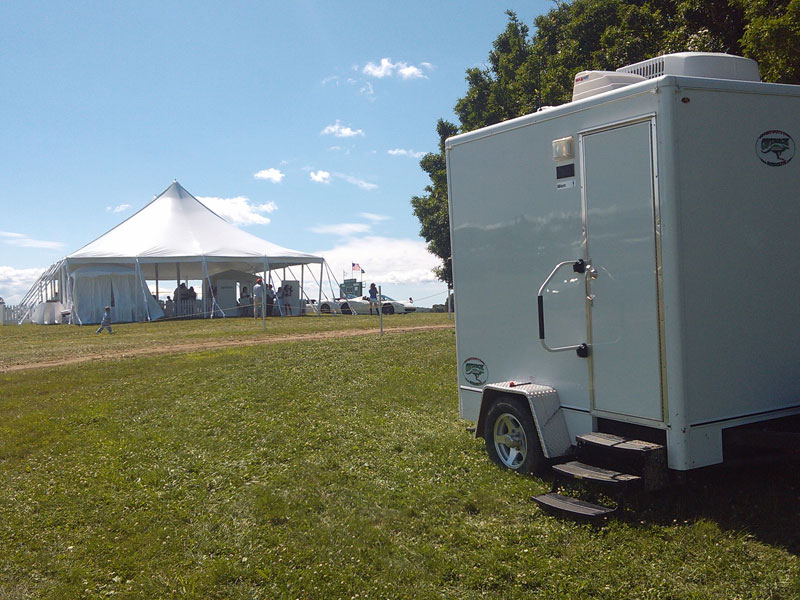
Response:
484,396,544,474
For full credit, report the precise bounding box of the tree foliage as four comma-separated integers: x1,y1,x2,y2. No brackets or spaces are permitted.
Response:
412,1,800,286
410,119,458,286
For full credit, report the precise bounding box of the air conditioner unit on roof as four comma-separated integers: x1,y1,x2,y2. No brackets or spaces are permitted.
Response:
571,52,761,102
617,52,760,81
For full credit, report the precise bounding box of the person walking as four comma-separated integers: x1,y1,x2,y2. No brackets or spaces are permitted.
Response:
96,306,113,334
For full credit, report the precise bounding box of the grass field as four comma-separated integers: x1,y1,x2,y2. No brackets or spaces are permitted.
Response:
0,313,450,369
1,316,799,599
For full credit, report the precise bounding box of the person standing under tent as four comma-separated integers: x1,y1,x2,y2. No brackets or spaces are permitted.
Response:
96,306,113,334
282,283,293,316
252,278,264,318
275,284,284,316
188,286,197,317
178,283,189,317
239,285,251,317
173,284,181,317
165,296,175,318
266,283,276,317
368,282,378,315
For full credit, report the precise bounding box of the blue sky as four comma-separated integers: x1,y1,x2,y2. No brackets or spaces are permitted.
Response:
0,1,552,306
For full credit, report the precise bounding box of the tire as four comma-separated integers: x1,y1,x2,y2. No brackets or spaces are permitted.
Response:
483,396,545,474
340,303,352,315
320,303,331,314
382,304,394,315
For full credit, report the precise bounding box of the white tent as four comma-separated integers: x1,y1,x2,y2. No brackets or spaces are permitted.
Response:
21,181,326,324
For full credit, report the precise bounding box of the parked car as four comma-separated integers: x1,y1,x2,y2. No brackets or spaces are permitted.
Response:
338,294,415,315
318,299,340,314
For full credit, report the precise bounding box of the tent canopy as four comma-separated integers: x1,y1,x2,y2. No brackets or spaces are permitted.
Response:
67,181,323,279
21,181,327,324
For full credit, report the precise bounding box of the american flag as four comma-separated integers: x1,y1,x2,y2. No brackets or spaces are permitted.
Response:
352,262,361,271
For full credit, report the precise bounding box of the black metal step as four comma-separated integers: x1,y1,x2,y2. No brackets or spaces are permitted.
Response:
532,492,616,519
552,460,641,490
576,432,667,491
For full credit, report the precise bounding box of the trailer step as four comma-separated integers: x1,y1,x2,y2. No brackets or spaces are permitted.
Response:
577,431,664,453
576,432,668,491
532,492,616,519
552,460,641,489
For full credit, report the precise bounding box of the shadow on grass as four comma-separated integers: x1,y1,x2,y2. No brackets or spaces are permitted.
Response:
631,458,800,554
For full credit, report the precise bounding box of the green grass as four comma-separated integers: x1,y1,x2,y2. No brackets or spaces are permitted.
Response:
1,321,798,599
0,312,451,368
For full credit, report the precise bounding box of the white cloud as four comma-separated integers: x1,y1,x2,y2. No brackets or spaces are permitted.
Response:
0,231,65,250
359,81,375,100
254,168,285,183
359,212,390,222
0,265,47,304
388,148,425,159
334,173,377,191
317,236,439,286
321,120,365,138
196,196,277,226
327,146,352,155
309,223,371,236
106,204,131,213
362,58,432,80
310,170,331,184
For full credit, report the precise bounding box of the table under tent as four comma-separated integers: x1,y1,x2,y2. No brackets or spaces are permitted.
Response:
19,181,333,325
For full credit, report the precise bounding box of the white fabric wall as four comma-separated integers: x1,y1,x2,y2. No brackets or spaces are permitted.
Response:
71,265,164,324
30,301,69,325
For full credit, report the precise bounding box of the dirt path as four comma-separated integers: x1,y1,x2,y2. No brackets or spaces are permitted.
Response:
3,324,454,373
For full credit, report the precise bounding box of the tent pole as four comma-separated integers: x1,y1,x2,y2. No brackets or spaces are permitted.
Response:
262,261,267,331
318,261,323,317
202,257,223,319
64,261,72,325
135,259,152,322
300,265,304,317
175,262,181,318
155,264,159,301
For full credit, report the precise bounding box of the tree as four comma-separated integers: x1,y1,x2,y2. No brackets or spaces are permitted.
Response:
738,0,800,83
411,119,458,287
454,11,536,130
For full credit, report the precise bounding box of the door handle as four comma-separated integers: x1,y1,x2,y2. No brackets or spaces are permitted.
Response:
537,259,591,358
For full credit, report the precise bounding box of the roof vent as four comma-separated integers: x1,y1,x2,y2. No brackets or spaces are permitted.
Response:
616,52,760,81
572,71,646,102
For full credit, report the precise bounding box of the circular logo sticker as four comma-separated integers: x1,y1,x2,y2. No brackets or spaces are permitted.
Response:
462,357,488,386
756,130,795,166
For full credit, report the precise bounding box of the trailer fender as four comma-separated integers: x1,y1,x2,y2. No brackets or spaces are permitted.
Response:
477,382,572,459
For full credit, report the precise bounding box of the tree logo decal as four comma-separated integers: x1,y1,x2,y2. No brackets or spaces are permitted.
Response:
462,357,488,386
756,130,795,166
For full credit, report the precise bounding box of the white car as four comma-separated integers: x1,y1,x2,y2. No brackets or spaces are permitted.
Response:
337,294,415,315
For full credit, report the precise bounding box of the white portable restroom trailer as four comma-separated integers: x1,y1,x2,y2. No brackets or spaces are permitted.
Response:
446,53,800,515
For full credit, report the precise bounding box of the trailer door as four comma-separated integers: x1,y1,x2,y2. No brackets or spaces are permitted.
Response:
581,119,663,422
